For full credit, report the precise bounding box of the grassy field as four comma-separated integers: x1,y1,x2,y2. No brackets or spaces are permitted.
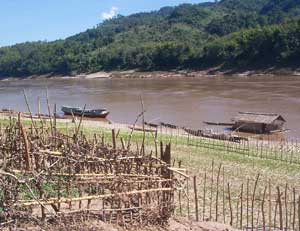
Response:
2,117,300,228
1,117,299,187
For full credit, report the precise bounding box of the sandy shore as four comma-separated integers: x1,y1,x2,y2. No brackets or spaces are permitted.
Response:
2,67,300,81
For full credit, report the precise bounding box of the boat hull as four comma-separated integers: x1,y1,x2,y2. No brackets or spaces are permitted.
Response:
62,106,109,118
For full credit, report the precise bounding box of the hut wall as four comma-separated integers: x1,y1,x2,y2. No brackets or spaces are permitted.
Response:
233,122,264,133
266,120,284,132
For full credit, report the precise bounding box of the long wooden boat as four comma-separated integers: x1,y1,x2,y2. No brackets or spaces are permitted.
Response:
144,122,159,128
61,106,109,118
183,127,248,143
203,121,235,126
128,125,156,133
160,122,178,129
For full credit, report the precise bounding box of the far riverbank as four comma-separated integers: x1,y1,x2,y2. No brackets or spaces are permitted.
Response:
1,67,300,81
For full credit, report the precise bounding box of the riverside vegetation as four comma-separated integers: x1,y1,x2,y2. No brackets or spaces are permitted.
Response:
1,0,300,77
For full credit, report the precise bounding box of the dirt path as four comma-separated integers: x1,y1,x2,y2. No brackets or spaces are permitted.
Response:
3,218,239,231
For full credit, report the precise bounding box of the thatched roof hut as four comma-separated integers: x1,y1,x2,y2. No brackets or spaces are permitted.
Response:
232,112,286,134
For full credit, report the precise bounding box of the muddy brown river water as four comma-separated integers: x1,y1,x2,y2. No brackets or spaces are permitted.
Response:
0,75,300,137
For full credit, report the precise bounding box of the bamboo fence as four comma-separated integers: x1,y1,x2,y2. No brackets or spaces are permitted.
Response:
0,116,186,228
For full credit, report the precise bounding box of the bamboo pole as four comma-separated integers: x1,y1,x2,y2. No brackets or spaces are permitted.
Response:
193,176,199,221
120,137,125,149
227,183,233,226
215,163,221,222
19,121,31,171
46,87,53,136
179,190,182,216
292,188,296,231
298,196,300,231
240,183,244,229
262,186,267,231
203,169,207,221
16,187,174,207
209,160,214,220
222,166,226,224
251,174,260,231
140,96,146,156
187,174,190,219
269,179,272,231
40,188,46,220
284,183,288,230
274,195,278,229
112,129,116,149
23,89,39,135
277,186,283,230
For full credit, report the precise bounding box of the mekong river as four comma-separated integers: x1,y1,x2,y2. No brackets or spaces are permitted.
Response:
0,75,300,138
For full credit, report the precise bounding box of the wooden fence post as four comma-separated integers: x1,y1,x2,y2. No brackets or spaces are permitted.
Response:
227,182,233,226
215,164,222,222
262,186,267,231
194,176,199,221
251,174,260,231
240,183,244,229
284,184,288,230
118,136,123,149
203,169,207,221
277,186,283,230
247,179,249,230
222,166,226,224
112,129,116,149
187,174,190,219
292,188,296,231
298,195,300,230
178,160,182,216
269,180,272,231
209,160,214,220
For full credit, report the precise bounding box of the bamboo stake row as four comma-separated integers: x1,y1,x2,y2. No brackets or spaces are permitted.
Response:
182,162,300,231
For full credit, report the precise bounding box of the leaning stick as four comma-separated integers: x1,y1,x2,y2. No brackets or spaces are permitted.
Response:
23,89,38,135
251,174,260,231
0,170,53,215
75,104,86,138
19,120,31,171
112,129,116,149
140,95,146,155
127,110,146,150
46,87,53,135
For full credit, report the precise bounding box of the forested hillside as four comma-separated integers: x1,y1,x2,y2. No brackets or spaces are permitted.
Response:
201,20,300,68
1,0,300,77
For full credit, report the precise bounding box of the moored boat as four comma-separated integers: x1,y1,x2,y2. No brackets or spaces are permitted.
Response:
61,106,109,118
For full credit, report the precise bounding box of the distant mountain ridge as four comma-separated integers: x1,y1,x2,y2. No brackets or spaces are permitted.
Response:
1,0,300,77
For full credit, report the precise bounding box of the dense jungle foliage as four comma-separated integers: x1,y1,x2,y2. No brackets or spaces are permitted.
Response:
1,0,300,77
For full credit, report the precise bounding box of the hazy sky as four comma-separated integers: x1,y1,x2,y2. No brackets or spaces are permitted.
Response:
0,0,210,47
